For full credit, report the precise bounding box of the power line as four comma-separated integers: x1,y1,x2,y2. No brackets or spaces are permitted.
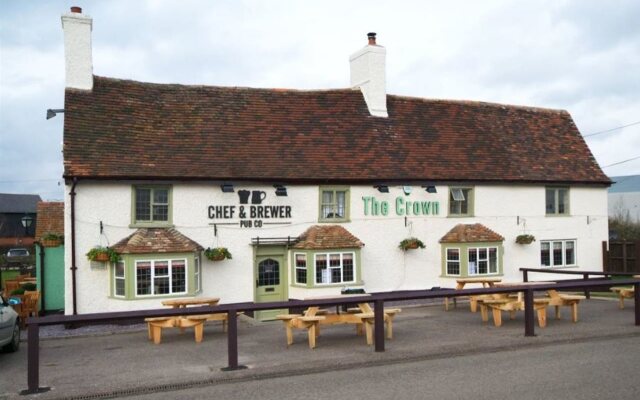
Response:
584,120,640,138
602,155,640,168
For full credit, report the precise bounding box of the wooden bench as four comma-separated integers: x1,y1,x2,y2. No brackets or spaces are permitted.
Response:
349,304,402,339
275,314,326,349
611,287,635,309
546,290,585,322
480,297,550,327
145,314,212,344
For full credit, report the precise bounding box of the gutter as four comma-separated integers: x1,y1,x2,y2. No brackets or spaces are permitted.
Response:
70,177,78,315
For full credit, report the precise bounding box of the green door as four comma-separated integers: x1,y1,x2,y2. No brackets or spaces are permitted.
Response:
254,255,287,321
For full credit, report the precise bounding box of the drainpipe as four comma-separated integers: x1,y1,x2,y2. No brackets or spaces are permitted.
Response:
70,177,78,315
38,244,46,315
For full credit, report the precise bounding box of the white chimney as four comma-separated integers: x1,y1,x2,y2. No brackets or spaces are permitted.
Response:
349,32,387,118
61,6,93,90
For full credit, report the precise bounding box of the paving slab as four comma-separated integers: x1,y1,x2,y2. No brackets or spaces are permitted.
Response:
0,298,638,400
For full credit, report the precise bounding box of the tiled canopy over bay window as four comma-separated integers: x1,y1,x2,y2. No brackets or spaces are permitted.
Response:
291,225,364,287
440,224,505,278
110,228,203,299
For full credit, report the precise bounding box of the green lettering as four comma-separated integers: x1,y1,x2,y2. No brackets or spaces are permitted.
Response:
421,201,431,215
413,201,420,215
395,197,404,215
381,201,389,216
363,196,372,216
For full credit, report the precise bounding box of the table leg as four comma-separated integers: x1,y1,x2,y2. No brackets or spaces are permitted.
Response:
480,304,488,322
492,308,502,327
555,305,561,319
571,303,578,323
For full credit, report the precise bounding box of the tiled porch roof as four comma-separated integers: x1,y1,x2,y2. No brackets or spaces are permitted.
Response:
293,225,364,250
439,223,504,243
111,228,204,254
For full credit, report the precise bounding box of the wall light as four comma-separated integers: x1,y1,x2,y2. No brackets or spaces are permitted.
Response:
221,183,235,193
374,185,389,193
46,109,65,120
422,185,437,194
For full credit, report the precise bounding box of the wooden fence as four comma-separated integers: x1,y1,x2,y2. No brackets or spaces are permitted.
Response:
603,240,640,273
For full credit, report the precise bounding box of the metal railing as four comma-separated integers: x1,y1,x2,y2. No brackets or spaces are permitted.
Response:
23,277,640,395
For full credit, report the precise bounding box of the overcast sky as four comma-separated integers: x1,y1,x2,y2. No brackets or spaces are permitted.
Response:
1,0,639,201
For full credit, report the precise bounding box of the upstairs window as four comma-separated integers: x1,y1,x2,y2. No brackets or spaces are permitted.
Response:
545,187,569,216
319,187,349,222
133,186,171,225
449,187,473,216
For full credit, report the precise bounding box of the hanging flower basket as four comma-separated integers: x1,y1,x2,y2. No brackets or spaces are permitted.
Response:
86,246,120,263
41,233,64,248
399,237,426,251
204,247,232,261
515,234,535,245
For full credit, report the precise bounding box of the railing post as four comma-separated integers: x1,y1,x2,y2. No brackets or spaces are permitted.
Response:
524,289,535,337
583,273,590,299
221,309,246,371
523,269,529,282
21,322,50,395
635,283,640,327
374,300,385,352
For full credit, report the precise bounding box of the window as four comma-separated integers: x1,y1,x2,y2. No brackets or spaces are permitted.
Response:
295,253,307,284
468,247,498,275
315,252,355,284
449,187,473,216
319,187,349,221
133,186,171,224
446,248,460,276
541,240,576,267
545,187,569,215
135,259,187,297
194,256,201,293
114,261,125,297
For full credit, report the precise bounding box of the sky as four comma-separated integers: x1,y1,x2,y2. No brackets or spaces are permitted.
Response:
1,0,639,201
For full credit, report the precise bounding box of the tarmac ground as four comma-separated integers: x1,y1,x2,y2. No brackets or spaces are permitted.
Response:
0,297,638,399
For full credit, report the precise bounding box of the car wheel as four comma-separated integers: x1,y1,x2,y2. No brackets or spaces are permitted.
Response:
2,322,20,353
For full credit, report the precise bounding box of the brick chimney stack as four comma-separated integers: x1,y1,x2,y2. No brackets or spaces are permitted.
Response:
349,32,387,118
61,6,93,90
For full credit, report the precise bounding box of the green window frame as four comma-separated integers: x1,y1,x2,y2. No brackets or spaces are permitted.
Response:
110,252,198,300
319,186,350,222
545,187,569,216
541,239,576,267
448,187,474,217
441,242,503,277
131,185,173,227
291,249,362,288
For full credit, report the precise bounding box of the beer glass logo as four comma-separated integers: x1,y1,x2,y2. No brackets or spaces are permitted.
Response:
251,190,267,204
238,190,250,204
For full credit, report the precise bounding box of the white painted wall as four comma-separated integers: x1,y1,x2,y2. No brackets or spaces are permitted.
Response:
64,182,608,314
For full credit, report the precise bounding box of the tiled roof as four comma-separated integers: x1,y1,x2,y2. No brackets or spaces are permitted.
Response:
35,202,64,239
293,225,364,250
439,224,504,243
63,76,610,185
0,193,42,213
111,228,204,254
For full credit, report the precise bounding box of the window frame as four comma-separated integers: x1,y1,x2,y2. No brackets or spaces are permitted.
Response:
194,255,202,293
448,187,474,217
131,185,173,227
467,247,499,276
441,242,503,278
134,258,188,298
318,186,350,222
294,253,308,285
540,239,577,268
113,260,126,298
314,251,356,285
545,186,570,216
446,248,461,276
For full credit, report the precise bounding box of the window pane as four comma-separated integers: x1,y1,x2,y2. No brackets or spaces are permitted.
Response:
558,189,568,214
136,262,151,295
172,260,186,293
565,241,575,265
343,254,354,282
154,189,168,204
115,279,125,297
447,249,460,275
258,259,280,286
468,248,477,275
336,191,346,218
153,204,169,221
541,242,550,266
154,261,169,277
489,248,497,273
295,254,307,284
553,242,563,266
316,255,327,284
115,261,125,277
545,189,555,214
136,188,151,221
155,277,170,294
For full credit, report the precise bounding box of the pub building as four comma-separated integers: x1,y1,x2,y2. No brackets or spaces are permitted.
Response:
60,8,609,319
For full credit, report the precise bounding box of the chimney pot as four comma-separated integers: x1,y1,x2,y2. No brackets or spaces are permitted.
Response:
70,6,82,13
367,32,377,45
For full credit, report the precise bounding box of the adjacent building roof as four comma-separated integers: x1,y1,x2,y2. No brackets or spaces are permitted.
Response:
63,76,610,185
439,224,504,243
35,202,64,240
293,225,364,250
111,228,204,254
0,193,42,213
609,175,640,193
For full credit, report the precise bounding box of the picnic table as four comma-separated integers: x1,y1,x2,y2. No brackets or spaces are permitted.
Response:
145,297,225,344
479,282,554,327
445,277,502,311
610,287,635,309
277,295,401,349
